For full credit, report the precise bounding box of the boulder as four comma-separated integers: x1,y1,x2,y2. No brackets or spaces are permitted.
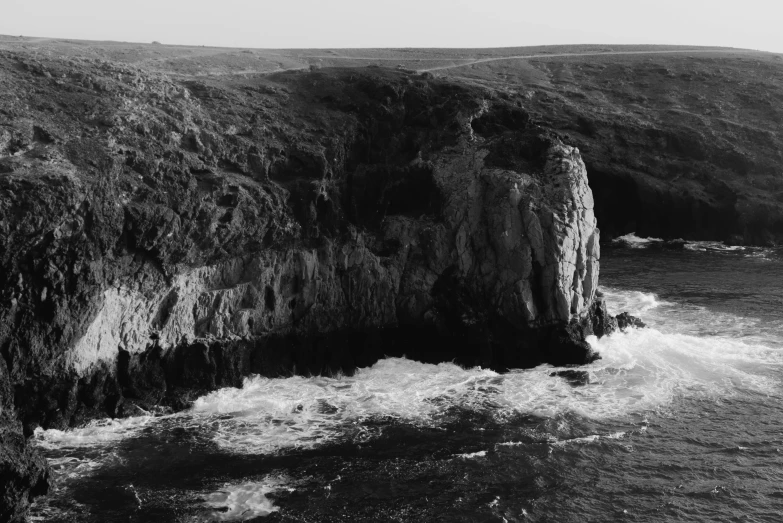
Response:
616,312,647,330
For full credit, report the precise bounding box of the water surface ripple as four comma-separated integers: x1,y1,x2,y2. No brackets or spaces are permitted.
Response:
31,246,783,522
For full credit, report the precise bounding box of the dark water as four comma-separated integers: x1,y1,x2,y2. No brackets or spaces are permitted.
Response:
31,243,783,522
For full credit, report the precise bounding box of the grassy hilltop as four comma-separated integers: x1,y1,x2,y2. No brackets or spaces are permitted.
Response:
1,36,782,244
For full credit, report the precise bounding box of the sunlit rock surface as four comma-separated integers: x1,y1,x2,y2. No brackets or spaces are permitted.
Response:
0,47,613,521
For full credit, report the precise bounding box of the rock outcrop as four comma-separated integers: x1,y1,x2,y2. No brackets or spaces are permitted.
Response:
0,356,49,523
505,53,783,246
0,48,613,520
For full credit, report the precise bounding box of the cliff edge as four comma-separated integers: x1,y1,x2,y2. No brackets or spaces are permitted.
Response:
0,50,613,520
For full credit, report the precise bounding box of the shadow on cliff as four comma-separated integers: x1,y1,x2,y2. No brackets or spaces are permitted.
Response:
0,57,621,520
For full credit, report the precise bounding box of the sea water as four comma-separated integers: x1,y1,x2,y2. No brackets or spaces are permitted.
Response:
30,243,783,522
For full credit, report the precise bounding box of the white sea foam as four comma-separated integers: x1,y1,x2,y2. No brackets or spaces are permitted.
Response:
33,417,160,483
684,241,745,253
34,288,783,459
190,320,781,453
45,456,103,481
497,430,632,449
34,415,155,450
550,434,600,446
613,233,663,248
189,359,502,454
200,477,288,521
612,235,777,259
600,287,669,316
602,286,782,346
456,450,488,459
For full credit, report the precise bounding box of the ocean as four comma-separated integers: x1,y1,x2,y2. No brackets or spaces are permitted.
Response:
30,240,783,522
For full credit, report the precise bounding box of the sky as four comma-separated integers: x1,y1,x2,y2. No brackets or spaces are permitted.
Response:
2,0,782,53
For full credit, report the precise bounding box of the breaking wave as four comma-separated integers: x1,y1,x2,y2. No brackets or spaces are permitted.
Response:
612,232,663,248
34,292,782,465
29,248,783,522
611,233,776,259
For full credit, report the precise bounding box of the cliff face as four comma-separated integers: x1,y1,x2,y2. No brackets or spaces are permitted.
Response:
0,356,48,522
3,40,780,249
56,137,600,374
443,52,783,246
0,49,611,520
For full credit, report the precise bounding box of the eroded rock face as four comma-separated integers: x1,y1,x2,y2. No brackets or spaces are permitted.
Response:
0,357,49,523
58,136,602,375
508,55,783,247
0,51,611,520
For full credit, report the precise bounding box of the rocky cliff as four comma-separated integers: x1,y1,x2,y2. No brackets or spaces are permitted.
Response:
0,48,614,520
433,50,783,246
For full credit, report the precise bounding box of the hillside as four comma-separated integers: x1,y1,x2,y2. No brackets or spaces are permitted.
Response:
444,49,783,244
0,37,627,520
4,36,779,244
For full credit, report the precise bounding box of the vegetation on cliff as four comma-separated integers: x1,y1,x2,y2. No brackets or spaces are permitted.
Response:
6,39,775,244
0,40,629,519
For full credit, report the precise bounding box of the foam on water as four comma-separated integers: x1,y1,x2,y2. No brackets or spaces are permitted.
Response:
601,287,670,316
34,415,156,450
613,232,663,248
684,241,745,253
456,450,488,459
611,233,777,260
28,246,783,522
497,429,632,450
189,359,502,453
185,299,781,451
34,289,783,461
199,477,288,521
45,456,103,481
601,286,783,346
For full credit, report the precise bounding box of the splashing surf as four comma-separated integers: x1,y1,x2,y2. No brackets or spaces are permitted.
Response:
35,288,782,465
29,249,783,522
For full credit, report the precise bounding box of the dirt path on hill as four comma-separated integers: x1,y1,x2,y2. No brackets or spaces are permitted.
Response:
254,48,759,77
415,49,758,73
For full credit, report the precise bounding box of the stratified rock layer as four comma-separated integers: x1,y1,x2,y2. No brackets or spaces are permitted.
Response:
0,49,611,520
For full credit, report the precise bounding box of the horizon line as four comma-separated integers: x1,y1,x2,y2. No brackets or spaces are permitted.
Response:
0,34,770,54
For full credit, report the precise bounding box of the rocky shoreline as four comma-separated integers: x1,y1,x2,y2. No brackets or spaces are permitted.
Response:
0,49,626,520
